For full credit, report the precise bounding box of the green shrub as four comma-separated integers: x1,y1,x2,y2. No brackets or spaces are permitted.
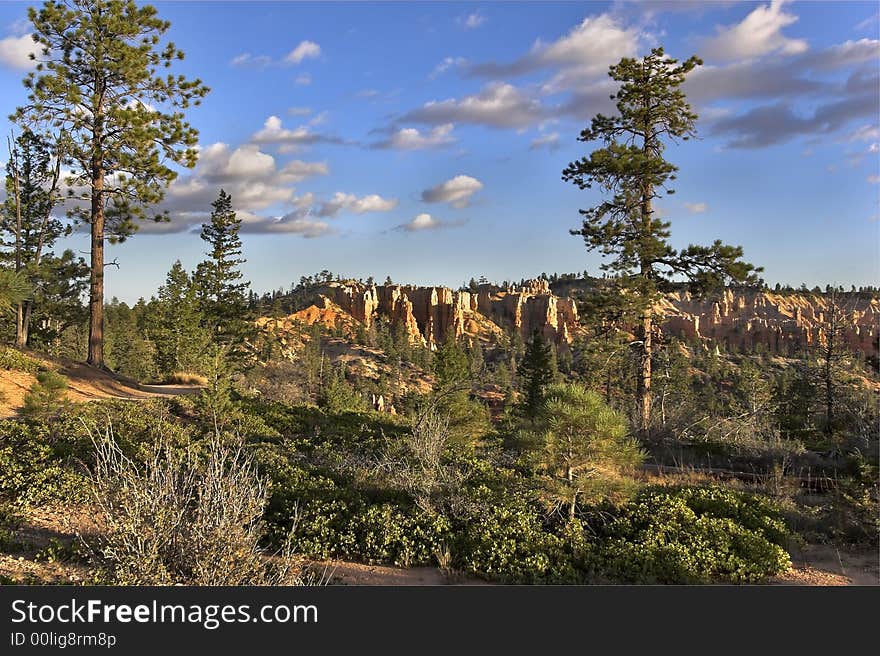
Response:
454,501,580,583
0,347,46,374
589,486,791,584
21,370,69,420
0,420,86,508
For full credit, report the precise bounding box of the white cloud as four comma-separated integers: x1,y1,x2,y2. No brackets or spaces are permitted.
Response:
421,175,483,208
854,11,879,32
308,111,328,126
284,40,321,65
842,124,880,143
701,0,808,61
198,143,276,182
295,74,312,85
401,82,543,129
356,89,380,98
530,132,560,150
277,159,329,183
396,213,466,232
317,192,398,217
0,33,38,69
230,52,271,69
868,175,880,184
288,106,312,116
430,56,467,79
374,124,456,150
230,41,323,69
167,143,295,213
537,14,639,70
684,202,709,214
239,209,333,237
251,115,342,149
459,12,486,30
150,139,333,236
470,14,640,81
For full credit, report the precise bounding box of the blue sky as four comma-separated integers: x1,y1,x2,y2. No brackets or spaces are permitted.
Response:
0,1,878,303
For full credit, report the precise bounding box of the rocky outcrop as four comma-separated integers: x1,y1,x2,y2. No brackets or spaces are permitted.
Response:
658,290,879,357
264,279,878,359
317,279,578,349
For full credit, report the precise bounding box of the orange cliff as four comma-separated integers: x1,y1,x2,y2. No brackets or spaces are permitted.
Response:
658,289,879,357
259,279,879,360
315,278,579,349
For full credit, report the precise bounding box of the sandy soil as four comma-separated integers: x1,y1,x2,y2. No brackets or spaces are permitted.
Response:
311,560,486,586
769,543,879,586
1,355,202,419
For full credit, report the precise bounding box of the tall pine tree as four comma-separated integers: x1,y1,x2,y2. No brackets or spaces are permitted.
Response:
562,47,761,432
194,189,251,354
14,0,209,367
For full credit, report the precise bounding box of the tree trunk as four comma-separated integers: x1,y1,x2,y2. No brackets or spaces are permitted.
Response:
12,140,25,348
87,169,105,368
637,312,652,433
19,301,34,348
824,320,834,435
566,463,576,522
15,305,25,348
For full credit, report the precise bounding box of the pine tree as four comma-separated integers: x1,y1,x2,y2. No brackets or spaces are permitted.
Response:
517,329,556,420
0,268,32,316
433,334,470,388
147,261,210,376
104,298,157,381
194,190,251,353
13,0,209,367
22,370,69,420
517,383,644,518
1,129,66,346
562,47,761,432
25,249,89,349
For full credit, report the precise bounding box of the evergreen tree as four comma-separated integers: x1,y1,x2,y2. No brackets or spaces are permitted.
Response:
25,249,89,349
14,0,209,367
147,260,210,376
1,129,67,346
319,363,367,414
104,298,157,381
431,334,490,444
433,334,470,388
0,268,32,317
562,47,761,432
194,189,251,352
517,329,556,419
22,370,69,420
517,383,644,518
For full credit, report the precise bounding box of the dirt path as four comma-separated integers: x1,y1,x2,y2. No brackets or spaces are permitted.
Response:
310,560,486,586
770,543,879,586
1,358,202,419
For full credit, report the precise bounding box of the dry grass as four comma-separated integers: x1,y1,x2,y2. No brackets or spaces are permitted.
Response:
163,371,209,386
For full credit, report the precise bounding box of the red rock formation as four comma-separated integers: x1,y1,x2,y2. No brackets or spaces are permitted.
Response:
658,290,879,357
277,280,877,360
311,278,580,349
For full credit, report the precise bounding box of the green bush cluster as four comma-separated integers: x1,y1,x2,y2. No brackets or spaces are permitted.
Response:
589,486,791,584
0,420,86,509
0,347,46,374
